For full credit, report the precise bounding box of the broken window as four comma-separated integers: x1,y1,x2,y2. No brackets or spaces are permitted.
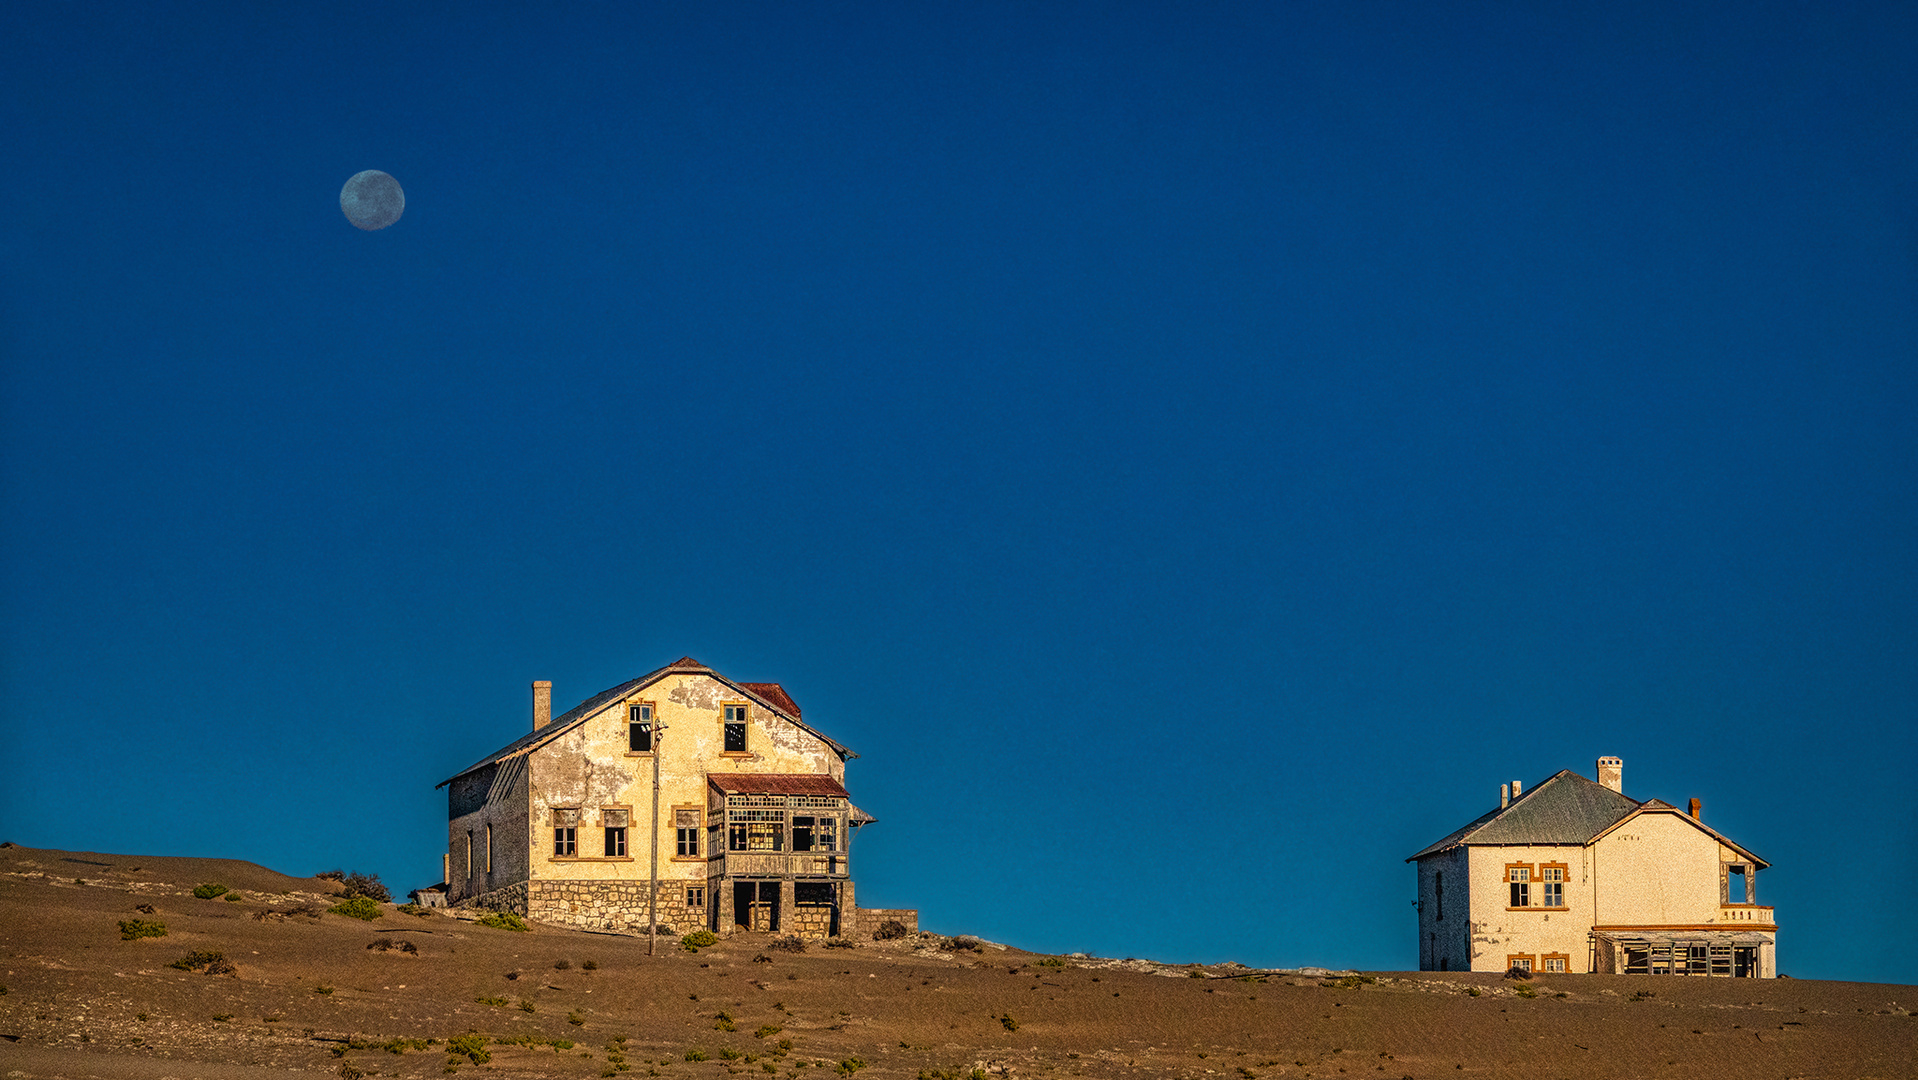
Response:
629,704,654,752
795,882,835,905
553,808,579,857
792,816,815,852
1507,865,1531,908
817,816,837,851
1710,944,1733,976
1685,944,1710,975
729,809,784,852
721,813,782,855
1726,864,1752,904
676,808,701,857
604,809,629,857
724,704,748,752
748,819,783,852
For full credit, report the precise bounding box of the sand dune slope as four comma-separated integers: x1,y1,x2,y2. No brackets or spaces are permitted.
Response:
0,845,1911,1080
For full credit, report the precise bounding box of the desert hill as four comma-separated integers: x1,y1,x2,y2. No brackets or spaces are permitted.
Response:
0,844,1911,1080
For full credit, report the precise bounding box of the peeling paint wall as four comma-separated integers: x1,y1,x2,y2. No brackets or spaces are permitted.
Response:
526,672,843,887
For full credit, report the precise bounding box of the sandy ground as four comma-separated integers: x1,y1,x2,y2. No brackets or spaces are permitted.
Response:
0,845,1911,1080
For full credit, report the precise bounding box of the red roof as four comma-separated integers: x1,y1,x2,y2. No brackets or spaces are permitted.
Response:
740,682,801,718
707,773,848,798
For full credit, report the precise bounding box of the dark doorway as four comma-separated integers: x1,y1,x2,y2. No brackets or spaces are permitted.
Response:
733,881,780,932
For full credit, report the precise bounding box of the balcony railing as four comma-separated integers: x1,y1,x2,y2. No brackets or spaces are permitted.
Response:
710,851,846,878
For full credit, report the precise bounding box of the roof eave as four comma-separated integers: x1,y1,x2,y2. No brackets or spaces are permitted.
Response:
436,661,859,788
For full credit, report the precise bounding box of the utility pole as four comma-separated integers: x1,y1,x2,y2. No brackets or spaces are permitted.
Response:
648,721,667,956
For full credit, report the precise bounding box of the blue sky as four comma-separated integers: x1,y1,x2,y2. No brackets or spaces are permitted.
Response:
2,2,1914,984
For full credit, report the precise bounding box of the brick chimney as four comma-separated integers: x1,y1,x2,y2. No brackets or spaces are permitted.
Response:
1688,797,1701,820
1597,756,1623,794
532,680,552,731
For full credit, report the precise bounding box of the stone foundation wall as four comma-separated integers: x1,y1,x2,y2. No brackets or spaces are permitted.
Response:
462,880,530,916
854,908,919,938
790,903,835,938
525,879,707,936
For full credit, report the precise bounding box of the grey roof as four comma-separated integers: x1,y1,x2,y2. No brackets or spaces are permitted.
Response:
1406,769,1641,860
437,658,855,788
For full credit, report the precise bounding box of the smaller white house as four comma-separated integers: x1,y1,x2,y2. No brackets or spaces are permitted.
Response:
1408,757,1776,977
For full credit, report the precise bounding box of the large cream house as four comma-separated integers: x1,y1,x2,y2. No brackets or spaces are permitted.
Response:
1408,757,1777,977
439,657,907,939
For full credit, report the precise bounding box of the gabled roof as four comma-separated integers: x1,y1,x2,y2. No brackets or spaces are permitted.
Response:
1406,770,1641,861
1592,803,1770,869
740,683,801,718
437,657,854,788
707,772,849,798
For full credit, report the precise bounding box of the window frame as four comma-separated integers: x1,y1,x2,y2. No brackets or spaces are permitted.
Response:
672,804,703,861
685,885,706,910
1506,863,1534,909
553,807,580,858
1540,953,1569,974
721,702,750,755
1505,954,1536,973
1724,862,1756,905
1538,862,1568,909
627,702,656,755
601,806,631,859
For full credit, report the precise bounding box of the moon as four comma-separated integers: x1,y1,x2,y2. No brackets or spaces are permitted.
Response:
340,170,405,230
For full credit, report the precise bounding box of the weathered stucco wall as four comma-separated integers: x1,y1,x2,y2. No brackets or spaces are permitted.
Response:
446,758,529,904
1464,845,1595,972
1414,847,1471,972
1590,811,1753,927
526,673,843,887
